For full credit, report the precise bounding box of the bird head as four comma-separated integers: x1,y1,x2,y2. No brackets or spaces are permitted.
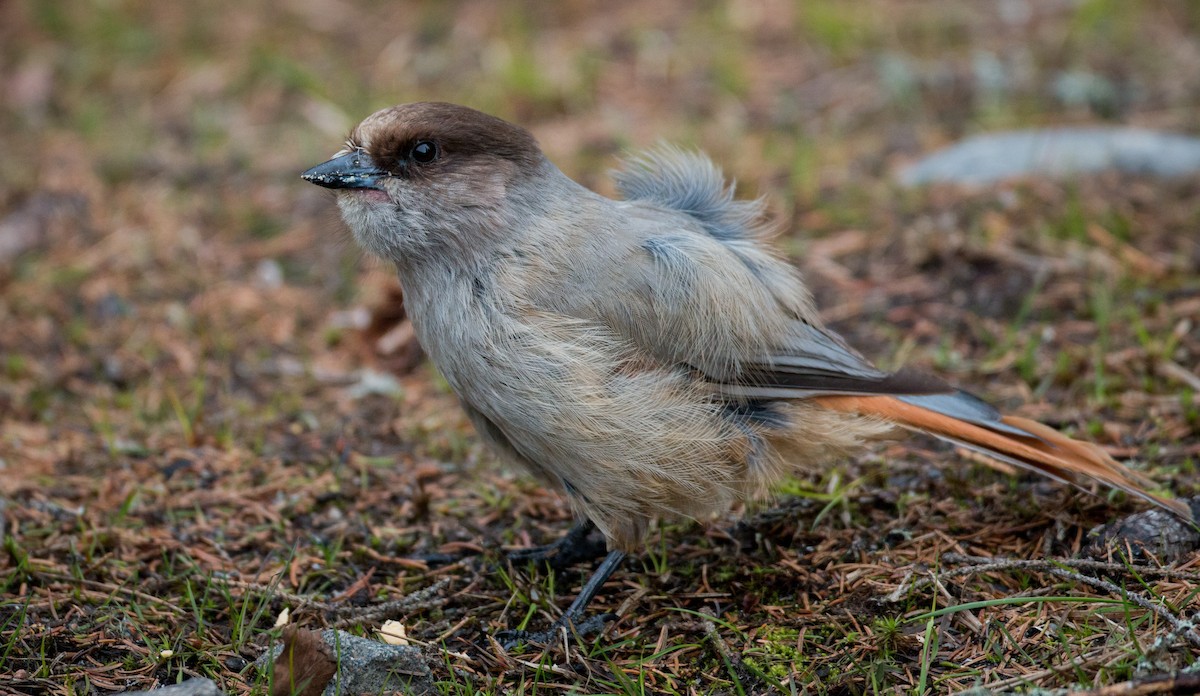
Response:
302,102,545,262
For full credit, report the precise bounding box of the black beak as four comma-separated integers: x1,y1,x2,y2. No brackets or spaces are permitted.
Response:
301,151,387,190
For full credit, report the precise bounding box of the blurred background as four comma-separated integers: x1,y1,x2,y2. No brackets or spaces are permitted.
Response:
6,0,1200,233
3,1,1200,693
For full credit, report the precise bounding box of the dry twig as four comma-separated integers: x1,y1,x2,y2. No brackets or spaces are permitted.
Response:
934,554,1200,650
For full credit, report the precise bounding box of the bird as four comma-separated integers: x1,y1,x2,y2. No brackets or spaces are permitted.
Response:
301,101,1189,644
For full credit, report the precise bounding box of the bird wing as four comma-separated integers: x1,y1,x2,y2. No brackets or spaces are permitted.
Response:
590,147,1190,520
600,146,927,389
590,148,1045,436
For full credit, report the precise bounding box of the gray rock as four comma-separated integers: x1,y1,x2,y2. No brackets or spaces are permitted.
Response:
121,678,224,696
1052,70,1121,111
899,127,1200,186
972,50,1010,96
257,628,434,696
1086,497,1200,563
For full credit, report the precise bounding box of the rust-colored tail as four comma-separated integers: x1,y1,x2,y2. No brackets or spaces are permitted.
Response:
812,394,1191,520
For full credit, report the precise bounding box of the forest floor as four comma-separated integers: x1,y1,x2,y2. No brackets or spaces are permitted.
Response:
2,1,1199,693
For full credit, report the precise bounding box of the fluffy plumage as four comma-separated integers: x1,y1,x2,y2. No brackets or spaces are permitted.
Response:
306,102,1188,552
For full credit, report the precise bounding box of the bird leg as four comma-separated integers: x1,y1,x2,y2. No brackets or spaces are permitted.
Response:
506,519,607,570
496,549,627,649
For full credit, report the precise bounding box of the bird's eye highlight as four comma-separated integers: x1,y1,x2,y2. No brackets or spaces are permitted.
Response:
411,141,438,164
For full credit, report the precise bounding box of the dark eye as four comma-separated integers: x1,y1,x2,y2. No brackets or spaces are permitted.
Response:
411,141,438,164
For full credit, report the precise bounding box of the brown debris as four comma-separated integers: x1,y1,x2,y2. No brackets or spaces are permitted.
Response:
2,1,1199,694
0,191,89,266
271,627,337,696
360,283,426,376
1064,672,1200,696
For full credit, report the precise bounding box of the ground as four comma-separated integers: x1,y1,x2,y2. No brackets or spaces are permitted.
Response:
1,1,1199,694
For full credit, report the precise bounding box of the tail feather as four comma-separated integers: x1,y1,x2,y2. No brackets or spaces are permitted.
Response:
812,394,1191,520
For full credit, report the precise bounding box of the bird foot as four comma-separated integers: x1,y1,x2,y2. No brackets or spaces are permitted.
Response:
495,612,617,650
507,521,607,570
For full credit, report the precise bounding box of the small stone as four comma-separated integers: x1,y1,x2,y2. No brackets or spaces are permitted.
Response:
256,259,284,289
1086,497,1200,563
345,369,404,400
256,628,433,696
899,128,1200,186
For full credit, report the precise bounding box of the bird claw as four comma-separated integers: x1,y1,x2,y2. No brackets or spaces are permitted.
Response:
507,522,607,570
495,612,617,650
494,628,552,650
